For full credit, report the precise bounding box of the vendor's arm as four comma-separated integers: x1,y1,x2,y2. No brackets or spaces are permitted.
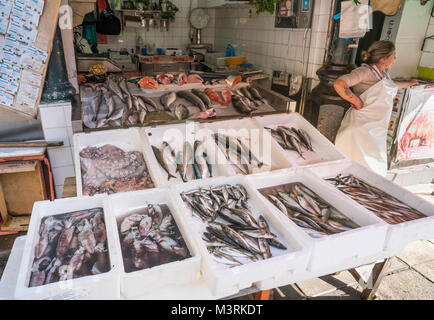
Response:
394,79,419,90
333,79,363,110
333,67,370,110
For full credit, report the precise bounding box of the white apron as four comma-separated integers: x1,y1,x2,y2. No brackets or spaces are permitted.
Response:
335,65,398,176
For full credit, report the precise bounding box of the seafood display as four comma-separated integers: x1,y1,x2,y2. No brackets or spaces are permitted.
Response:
266,126,313,159
29,208,110,287
181,183,287,267
213,133,264,175
80,144,154,196
259,183,360,238
152,140,213,182
118,204,190,273
327,174,427,224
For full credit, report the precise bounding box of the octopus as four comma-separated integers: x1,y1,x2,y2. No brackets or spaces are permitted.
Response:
79,144,155,196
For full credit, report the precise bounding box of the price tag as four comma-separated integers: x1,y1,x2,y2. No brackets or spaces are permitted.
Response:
0,89,14,107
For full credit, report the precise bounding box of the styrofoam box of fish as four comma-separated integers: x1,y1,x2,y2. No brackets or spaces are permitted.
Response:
305,162,434,253
244,170,389,273
170,175,311,298
198,118,292,175
108,188,202,299
14,195,121,300
252,113,348,168
140,122,235,187
73,127,158,197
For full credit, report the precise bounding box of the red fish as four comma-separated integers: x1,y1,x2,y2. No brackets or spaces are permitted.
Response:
187,74,203,83
225,75,242,88
176,73,188,85
156,73,174,85
138,77,158,90
221,90,232,106
188,108,216,120
204,88,225,105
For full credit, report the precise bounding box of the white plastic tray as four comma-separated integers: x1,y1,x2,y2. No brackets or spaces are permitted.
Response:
245,170,388,273
305,162,434,253
73,127,158,196
140,122,233,187
108,188,202,299
252,113,348,168
170,175,311,298
198,118,292,175
14,195,121,300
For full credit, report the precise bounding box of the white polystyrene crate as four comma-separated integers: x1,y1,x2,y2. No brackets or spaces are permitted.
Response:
244,170,388,273
108,188,201,299
198,118,292,176
140,122,234,188
252,113,348,168
170,175,310,298
14,195,121,300
73,127,157,196
305,162,434,253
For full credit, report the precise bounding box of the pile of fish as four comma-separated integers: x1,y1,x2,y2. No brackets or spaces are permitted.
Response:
266,126,313,159
181,184,287,267
231,86,266,115
80,144,154,196
82,74,161,129
213,133,263,175
118,203,190,272
29,208,110,287
261,183,360,238
326,174,426,224
152,140,213,182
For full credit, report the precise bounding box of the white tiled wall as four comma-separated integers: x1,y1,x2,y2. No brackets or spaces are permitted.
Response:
97,0,213,53
39,102,76,199
212,0,332,80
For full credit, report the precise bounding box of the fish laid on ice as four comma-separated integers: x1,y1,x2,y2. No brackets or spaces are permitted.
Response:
187,74,203,83
156,73,174,85
177,90,207,112
176,73,188,85
107,75,125,102
152,145,177,180
221,90,232,106
160,91,177,111
188,108,216,120
204,88,225,105
175,104,189,120
191,89,212,109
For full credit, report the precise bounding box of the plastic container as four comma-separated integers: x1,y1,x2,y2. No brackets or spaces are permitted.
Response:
252,113,348,168
140,122,234,187
170,175,311,298
108,188,201,299
305,161,434,254
73,127,158,196
198,118,292,176
224,56,246,66
14,195,121,300
245,169,389,272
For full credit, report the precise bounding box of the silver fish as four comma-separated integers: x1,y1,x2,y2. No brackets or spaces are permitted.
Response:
103,90,115,118
174,104,189,120
177,90,207,112
194,140,210,179
119,77,132,99
91,88,103,122
160,92,177,111
191,89,212,108
107,75,125,102
152,145,177,180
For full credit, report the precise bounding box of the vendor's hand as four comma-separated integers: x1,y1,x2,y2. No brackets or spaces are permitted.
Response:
351,100,363,110
409,80,419,87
